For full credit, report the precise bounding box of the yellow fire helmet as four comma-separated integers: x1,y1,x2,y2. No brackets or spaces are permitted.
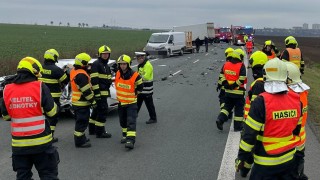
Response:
98,45,111,56
74,53,91,67
249,51,268,68
285,36,298,46
17,57,43,78
235,48,245,61
44,49,59,62
224,47,234,58
117,54,131,66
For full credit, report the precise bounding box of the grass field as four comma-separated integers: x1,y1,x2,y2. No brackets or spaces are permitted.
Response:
0,23,154,76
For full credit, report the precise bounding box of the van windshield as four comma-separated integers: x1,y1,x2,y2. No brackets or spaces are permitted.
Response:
148,34,169,43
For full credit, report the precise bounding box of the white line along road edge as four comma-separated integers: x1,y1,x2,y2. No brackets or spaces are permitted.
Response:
217,47,248,180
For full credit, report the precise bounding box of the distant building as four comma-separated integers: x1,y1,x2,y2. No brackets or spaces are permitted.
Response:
292,26,303,30
303,23,308,29
312,24,320,29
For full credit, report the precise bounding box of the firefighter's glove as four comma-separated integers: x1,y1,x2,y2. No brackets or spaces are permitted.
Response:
216,85,221,92
235,158,244,172
91,101,97,109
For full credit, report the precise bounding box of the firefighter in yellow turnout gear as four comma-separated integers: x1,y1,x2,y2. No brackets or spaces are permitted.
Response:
115,55,143,149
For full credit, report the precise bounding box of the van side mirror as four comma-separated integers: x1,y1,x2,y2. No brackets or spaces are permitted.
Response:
168,39,173,44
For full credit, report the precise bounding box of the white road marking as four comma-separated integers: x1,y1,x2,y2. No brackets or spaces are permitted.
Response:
193,59,199,63
217,46,249,180
171,70,182,76
217,121,241,180
158,65,167,67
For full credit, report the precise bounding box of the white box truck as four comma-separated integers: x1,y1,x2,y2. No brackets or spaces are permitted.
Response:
173,22,215,44
144,32,189,57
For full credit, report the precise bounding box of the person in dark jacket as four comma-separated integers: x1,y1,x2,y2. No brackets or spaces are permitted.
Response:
39,49,69,143
1,57,59,180
88,45,112,138
195,37,201,53
204,36,209,52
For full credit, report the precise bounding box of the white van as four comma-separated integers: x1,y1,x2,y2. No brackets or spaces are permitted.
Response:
144,32,186,57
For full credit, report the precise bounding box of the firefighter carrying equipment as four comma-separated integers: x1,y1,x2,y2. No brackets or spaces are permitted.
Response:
225,47,234,58
98,45,111,56
74,53,91,67
263,58,288,93
44,49,59,62
249,51,268,68
17,57,43,78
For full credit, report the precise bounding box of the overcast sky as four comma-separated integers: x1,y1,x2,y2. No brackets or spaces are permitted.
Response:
0,0,319,29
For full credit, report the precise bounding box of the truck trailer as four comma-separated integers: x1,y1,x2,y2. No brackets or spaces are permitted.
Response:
173,22,215,44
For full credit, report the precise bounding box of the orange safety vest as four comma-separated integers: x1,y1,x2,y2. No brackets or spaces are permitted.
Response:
286,48,301,68
223,62,244,88
259,91,301,155
290,90,308,150
115,71,139,105
244,78,264,119
70,69,91,105
3,81,45,137
267,51,276,60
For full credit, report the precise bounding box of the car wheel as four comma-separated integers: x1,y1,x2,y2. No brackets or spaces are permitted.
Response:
179,49,184,56
166,49,171,58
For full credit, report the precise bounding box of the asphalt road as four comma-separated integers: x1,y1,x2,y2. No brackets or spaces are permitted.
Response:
0,44,320,180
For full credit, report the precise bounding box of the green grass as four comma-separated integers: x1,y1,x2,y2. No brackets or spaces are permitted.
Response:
0,23,154,76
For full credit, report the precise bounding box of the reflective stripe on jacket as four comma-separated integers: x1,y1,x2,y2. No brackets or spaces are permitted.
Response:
244,78,264,119
115,71,139,105
259,91,301,155
286,48,301,68
138,60,154,95
70,69,91,106
4,81,45,137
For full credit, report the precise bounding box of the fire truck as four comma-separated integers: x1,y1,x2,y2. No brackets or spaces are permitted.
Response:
231,25,254,45
214,27,232,43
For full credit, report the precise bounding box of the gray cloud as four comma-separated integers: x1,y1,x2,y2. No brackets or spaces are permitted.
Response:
0,0,319,29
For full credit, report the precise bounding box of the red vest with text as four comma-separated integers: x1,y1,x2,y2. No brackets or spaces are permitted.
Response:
260,91,301,155
223,62,244,88
4,81,45,137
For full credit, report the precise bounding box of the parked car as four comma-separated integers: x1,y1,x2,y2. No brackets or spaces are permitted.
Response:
57,59,118,116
